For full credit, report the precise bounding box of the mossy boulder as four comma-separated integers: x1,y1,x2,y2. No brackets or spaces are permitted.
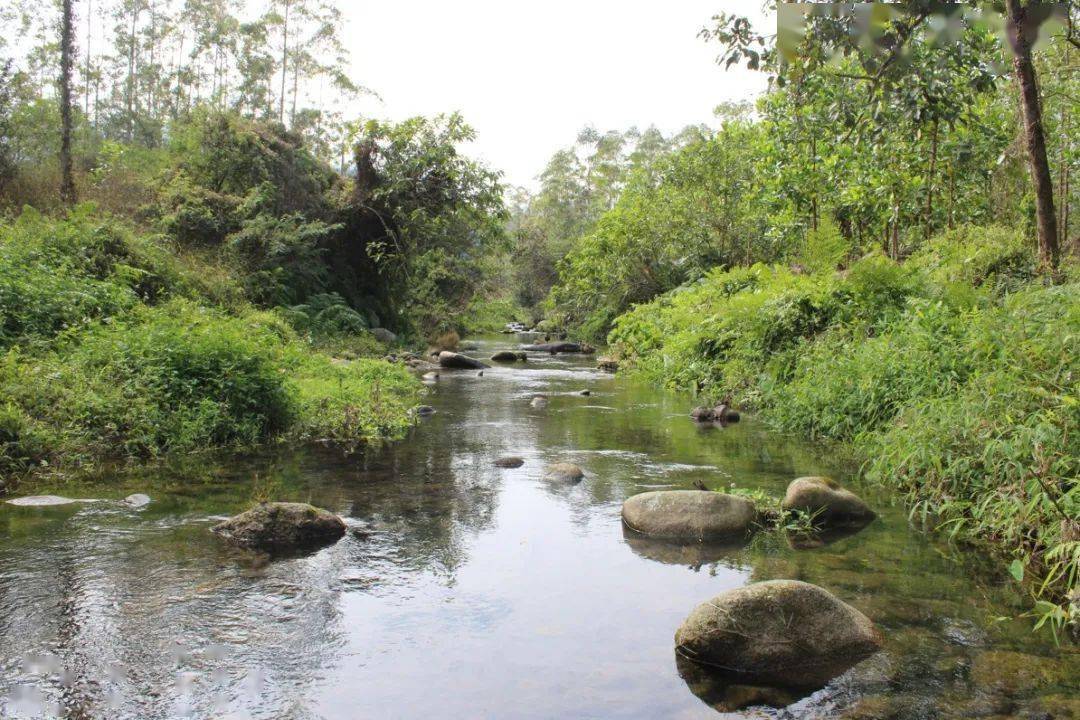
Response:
622,491,757,542
782,477,875,527
675,580,883,689
490,351,526,362
212,502,346,551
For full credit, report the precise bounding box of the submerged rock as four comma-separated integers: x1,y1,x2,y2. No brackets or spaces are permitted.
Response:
675,580,883,689
546,463,585,483
623,525,747,567
422,371,440,381
622,491,756,542
494,456,525,468
676,653,802,712
414,405,437,417
578,389,591,396
490,350,527,362
530,395,549,408
690,405,741,423
438,351,489,370
782,477,876,527
124,493,151,508
6,495,94,507
597,357,619,373
521,342,595,354
212,502,346,551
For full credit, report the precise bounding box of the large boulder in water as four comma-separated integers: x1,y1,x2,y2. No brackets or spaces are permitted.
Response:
675,580,883,689
438,351,489,370
782,477,875,527
212,502,346,551
622,491,756,542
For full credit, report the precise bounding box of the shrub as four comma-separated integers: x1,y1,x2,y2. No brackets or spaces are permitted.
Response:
2,301,296,461
609,227,1079,624
290,356,420,444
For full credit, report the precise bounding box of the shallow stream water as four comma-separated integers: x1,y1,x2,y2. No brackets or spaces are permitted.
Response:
0,334,1077,719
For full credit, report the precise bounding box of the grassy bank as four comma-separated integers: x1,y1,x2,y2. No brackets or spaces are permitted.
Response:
608,226,1079,632
0,207,421,482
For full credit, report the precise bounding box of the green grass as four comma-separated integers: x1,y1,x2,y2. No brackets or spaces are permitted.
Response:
609,226,1079,630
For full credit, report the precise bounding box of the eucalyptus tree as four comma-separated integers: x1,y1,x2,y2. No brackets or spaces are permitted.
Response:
59,0,77,205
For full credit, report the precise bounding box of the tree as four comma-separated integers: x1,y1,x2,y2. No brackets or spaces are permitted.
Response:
705,1,1066,268
59,0,77,205
1005,0,1060,268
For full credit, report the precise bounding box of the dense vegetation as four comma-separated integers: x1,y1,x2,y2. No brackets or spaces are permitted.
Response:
0,0,514,481
506,4,1078,630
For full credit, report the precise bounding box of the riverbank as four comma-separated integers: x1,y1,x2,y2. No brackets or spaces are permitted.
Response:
0,207,422,485
606,226,1079,631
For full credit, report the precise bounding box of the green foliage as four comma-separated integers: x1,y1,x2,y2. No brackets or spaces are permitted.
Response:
0,205,204,349
0,210,422,475
291,356,420,444
3,301,296,461
610,228,1079,624
548,121,775,341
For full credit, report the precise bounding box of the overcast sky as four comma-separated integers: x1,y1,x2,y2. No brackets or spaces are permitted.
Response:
341,1,771,189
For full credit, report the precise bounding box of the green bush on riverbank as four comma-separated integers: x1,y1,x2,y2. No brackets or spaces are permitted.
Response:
609,226,1079,629
0,209,421,477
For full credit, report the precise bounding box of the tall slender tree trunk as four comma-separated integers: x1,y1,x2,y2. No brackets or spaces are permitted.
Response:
59,0,77,206
279,0,290,124
83,0,91,121
1005,0,1060,269
126,6,138,141
925,117,938,240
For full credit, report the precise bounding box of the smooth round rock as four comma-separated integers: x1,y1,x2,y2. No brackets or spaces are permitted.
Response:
212,502,346,551
546,463,584,482
675,580,883,689
782,477,876,527
124,494,151,508
494,457,525,469
415,405,437,417
530,395,549,408
622,491,756,542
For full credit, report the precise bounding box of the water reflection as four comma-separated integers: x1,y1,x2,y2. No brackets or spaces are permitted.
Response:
0,335,1076,719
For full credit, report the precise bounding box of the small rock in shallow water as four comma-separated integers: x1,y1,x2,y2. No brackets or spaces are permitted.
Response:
782,477,875,528
212,502,346,551
494,457,525,468
530,395,549,408
415,405,437,417
579,390,591,396
124,493,151,508
546,463,584,482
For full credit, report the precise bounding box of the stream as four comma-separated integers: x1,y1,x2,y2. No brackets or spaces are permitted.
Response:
0,334,1077,719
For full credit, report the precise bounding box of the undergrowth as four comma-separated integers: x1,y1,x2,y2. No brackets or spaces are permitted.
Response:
610,226,1079,632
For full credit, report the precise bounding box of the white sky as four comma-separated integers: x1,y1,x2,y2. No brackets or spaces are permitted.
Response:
341,1,771,189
